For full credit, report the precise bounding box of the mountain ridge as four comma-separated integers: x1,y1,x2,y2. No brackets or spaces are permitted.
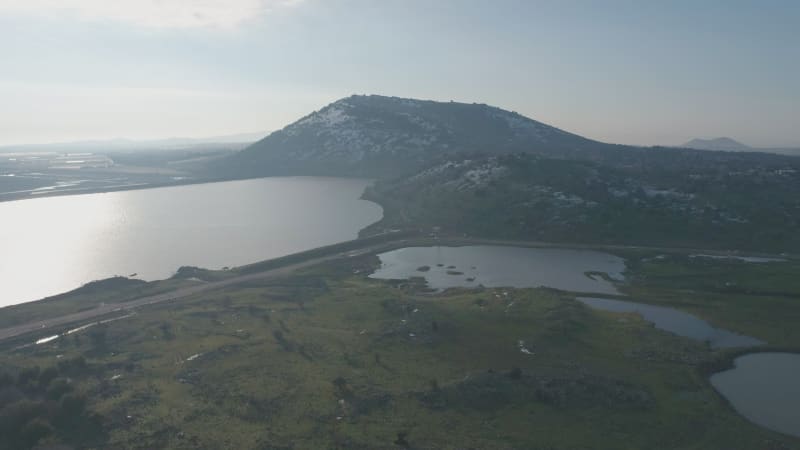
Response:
680,137,800,156
216,95,621,178
363,151,800,252
215,95,800,181
209,94,800,252
682,137,752,152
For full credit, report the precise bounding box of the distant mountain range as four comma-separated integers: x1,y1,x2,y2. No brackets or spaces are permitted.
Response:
681,137,800,156
215,95,800,181
682,137,753,152
0,132,267,153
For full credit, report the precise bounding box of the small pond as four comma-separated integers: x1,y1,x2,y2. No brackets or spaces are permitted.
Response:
711,353,800,438
370,246,625,295
577,297,763,349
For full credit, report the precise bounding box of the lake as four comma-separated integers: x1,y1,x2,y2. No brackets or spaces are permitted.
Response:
0,177,382,306
711,352,800,438
577,297,763,348
370,245,626,294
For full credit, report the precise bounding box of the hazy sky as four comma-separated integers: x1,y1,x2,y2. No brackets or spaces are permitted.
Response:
1,0,798,147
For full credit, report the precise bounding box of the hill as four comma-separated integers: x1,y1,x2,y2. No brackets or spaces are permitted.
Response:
214,95,620,178
363,153,800,252
682,137,752,152
679,138,800,157
760,147,800,157
216,95,799,180
212,95,800,251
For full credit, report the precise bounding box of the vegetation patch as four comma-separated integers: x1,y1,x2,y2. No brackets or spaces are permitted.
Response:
0,250,798,448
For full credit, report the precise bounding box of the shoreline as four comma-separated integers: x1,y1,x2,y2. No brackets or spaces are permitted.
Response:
699,347,800,440
0,172,379,204
4,172,797,261
1,233,797,344
3,228,798,440
699,346,800,377
0,175,244,204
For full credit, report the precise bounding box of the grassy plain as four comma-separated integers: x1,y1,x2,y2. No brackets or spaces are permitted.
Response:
1,250,799,449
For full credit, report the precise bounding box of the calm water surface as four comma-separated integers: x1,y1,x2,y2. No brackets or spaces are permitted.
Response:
711,353,800,437
370,246,625,294
0,177,382,306
577,297,763,348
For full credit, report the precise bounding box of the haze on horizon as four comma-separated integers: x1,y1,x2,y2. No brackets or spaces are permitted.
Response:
0,0,798,148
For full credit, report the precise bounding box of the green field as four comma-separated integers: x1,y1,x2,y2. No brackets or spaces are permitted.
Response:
1,250,799,449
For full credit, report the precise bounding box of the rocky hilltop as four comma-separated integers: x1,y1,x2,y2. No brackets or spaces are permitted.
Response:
216,95,617,177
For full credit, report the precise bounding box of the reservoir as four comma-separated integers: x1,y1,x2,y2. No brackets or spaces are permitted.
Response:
370,245,625,294
711,353,800,438
0,177,382,306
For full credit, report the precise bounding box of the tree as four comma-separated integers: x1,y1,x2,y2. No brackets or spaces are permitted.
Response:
21,418,54,448
394,431,410,447
88,326,109,353
46,378,72,401
38,368,59,390
17,367,41,388
58,394,86,418
0,372,13,388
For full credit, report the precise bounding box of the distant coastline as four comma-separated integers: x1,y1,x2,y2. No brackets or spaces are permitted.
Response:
0,174,280,204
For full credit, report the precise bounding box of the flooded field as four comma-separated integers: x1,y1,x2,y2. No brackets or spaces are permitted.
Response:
370,245,626,294
577,297,764,348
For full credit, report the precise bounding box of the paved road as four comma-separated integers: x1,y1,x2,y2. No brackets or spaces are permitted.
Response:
1,235,793,344
0,242,396,344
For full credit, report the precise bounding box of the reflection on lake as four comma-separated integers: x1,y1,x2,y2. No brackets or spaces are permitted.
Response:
0,177,382,307
577,297,763,348
370,246,625,294
711,353,800,438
